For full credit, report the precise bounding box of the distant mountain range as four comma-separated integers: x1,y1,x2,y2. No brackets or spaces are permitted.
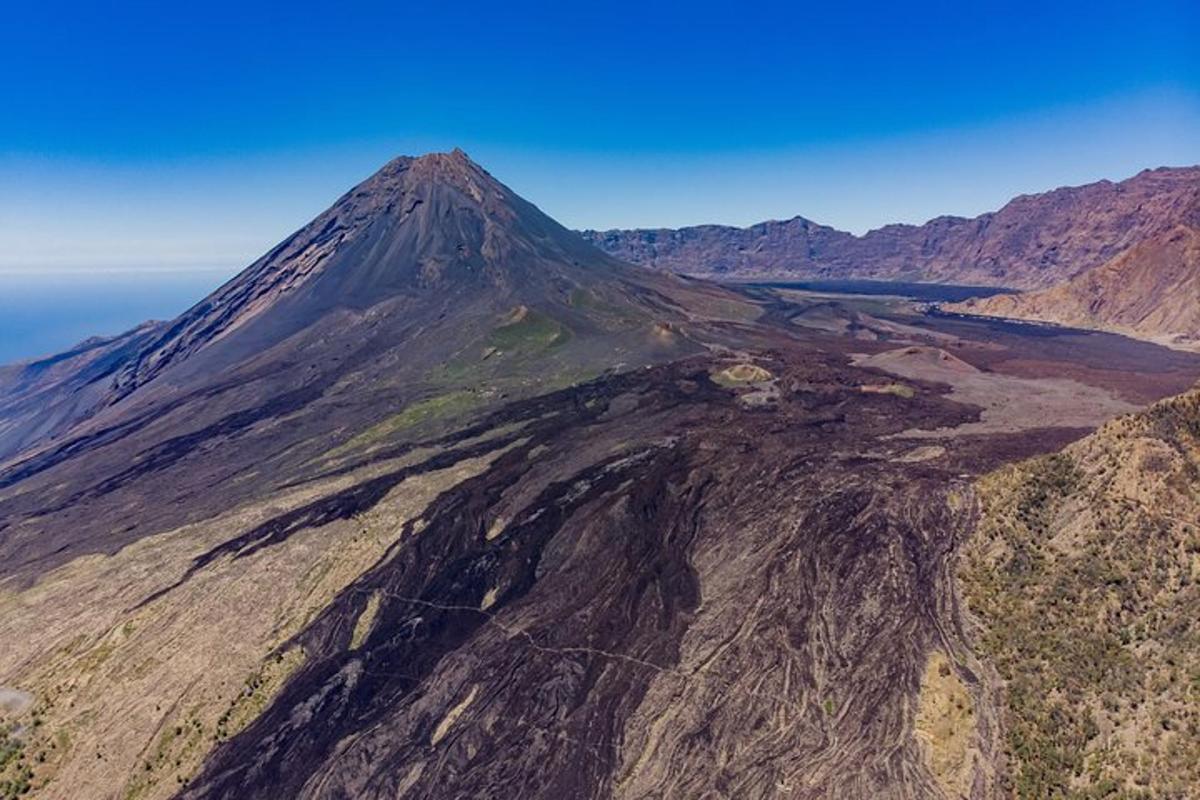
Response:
582,166,1200,290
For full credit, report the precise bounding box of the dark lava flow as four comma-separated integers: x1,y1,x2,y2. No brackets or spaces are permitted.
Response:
177,347,1010,799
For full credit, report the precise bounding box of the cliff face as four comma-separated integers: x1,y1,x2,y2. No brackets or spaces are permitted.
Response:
582,166,1200,289
949,225,1200,349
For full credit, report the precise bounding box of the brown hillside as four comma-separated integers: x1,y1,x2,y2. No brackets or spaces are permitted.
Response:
952,225,1200,349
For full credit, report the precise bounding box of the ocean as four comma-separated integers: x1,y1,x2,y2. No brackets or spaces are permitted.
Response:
0,270,233,366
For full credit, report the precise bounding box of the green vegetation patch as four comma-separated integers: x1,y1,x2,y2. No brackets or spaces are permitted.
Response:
860,382,916,399
120,708,208,800
961,416,1200,799
214,648,305,743
332,390,485,455
568,288,647,328
711,363,773,387
485,307,570,355
0,722,31,800
0,702,56,800
431,307,575,388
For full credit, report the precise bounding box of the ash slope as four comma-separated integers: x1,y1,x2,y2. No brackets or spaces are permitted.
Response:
582,166,1200,289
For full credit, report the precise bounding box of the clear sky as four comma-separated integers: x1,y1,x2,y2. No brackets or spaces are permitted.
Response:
1,0,1198,273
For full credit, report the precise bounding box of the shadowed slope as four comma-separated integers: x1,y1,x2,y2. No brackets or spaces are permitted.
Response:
0,321,165,462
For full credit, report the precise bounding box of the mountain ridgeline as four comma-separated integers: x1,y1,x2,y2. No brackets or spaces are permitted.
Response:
582,166,1200,289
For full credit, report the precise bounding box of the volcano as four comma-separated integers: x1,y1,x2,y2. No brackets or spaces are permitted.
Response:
3,153,1200,800
106,148,684,394
0,150,740,470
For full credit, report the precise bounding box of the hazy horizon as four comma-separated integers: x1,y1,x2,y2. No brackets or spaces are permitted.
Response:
0,270,231,364
4,151,1199,278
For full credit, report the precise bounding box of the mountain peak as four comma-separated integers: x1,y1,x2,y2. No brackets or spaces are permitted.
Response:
409,148,502,203
102,152,628,397
351,148,497,206
376,148,483,182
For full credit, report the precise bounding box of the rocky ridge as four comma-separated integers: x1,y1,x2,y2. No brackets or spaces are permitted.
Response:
583,166,1200,289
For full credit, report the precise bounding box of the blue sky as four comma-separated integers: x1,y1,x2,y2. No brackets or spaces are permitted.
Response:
1,0,1198,273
